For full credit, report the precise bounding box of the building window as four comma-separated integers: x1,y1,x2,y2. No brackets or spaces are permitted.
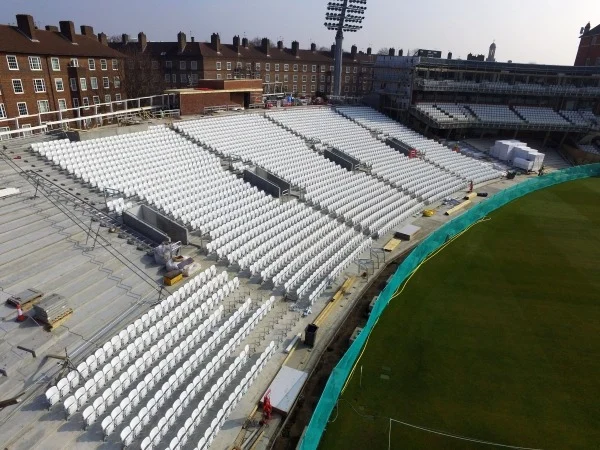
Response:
37,100,50,113
180,73,187,83
301,85,306,93
98,59,106,70
311,75,316,82
273,74,279,82
73,98,79,108
293,64,298,72
88,58,96,70
265,74,270,82
320,75,325,82
311,85,315,92
17,102,28,116
165,60,172,69
29,56,42,71
103,77,110,89
6,55,19,70
312,65,317,72
283,74,288,82
320,65,326,72
265,63,270,71
302,75,307,82
346,66,350,73
246,62,252,71
70,58,79,67
293,75,298,82
216,61,222,70
274,64,280,71
104,94,111,103
80,78,87,91
191,60,197,70
112,59,118,70
284,64,289,71
236,61,242,69
151,60,158,69
190,73,198,85
226,62,232,70
114,76,121,88
115,94,122,103
93,96,100,105
0,103,6,118
12,79,24,94
82,97,90,109
21,124,32,136
216,74,222,80
227,73,232,79
51,57,60,71
292,85,297,93
330,65,334,72
33,79,46,93
352,86,356,92
164,73,171,82
90,77,98,89
70,78,78,91
345,75,350,82
255,63,261,70
353,66,358,73
344,85,349,92
54,78,64,92
58,99,67,111
180,60,186,70
319,84,325,92
171,74,177,82
362,67,367,72
302,64,307,72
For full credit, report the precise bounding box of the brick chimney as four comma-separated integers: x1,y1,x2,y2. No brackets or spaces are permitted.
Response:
80,25,94,37
177,31,186,53
262,38,270,56
242,37,249,48
292,41,300,57
277,40,283,50
59,20,76,42
122,33,130,44
233,35,241,53
311,43,317,52
351,45,357,60
388,48,395,56
98,32,108,46
45,25,59,32
16,14,36,41
367,47,372,55
138,32,147,51
211,33,221,53
398,49,403,56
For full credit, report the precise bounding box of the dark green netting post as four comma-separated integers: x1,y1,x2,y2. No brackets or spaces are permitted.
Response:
300,164,600,450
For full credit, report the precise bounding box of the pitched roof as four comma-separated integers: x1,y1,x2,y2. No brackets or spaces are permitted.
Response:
110,40,375,64
0,24,124,58
581,23,600,37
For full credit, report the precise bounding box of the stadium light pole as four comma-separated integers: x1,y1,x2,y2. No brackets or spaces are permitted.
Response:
324,0,367,97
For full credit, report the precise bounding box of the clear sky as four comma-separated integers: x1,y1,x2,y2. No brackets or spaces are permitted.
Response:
1,0,597,65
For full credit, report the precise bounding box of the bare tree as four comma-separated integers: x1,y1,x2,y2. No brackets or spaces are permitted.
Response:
108,35,122,43
318,45,330,52
377,47,389,55
117,46,166,99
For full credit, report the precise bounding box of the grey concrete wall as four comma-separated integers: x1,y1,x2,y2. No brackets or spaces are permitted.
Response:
123,204,189,245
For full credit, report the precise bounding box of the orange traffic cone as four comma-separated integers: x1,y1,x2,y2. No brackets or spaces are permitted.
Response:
16,304,26,322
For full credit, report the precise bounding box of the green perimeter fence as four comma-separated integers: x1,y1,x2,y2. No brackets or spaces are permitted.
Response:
299,163,600,450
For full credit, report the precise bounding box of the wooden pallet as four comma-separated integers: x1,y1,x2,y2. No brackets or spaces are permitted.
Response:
39,308,74,332
5,289,44,312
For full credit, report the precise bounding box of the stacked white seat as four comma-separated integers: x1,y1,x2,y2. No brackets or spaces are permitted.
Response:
31,126,367,300
336,106,501,186
175,115,411,235
513,106,571,126
467,104,525,125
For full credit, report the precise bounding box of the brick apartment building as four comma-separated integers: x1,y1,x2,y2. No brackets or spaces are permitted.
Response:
0,14,126,137
110,32,376,97
575,22,600,66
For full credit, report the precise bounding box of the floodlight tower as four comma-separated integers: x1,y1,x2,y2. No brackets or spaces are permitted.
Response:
324,0,367,97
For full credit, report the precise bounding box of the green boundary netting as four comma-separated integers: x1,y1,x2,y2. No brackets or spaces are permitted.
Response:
300,164,600,450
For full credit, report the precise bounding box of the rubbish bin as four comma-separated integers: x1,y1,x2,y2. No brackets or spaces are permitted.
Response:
304,324,319,348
